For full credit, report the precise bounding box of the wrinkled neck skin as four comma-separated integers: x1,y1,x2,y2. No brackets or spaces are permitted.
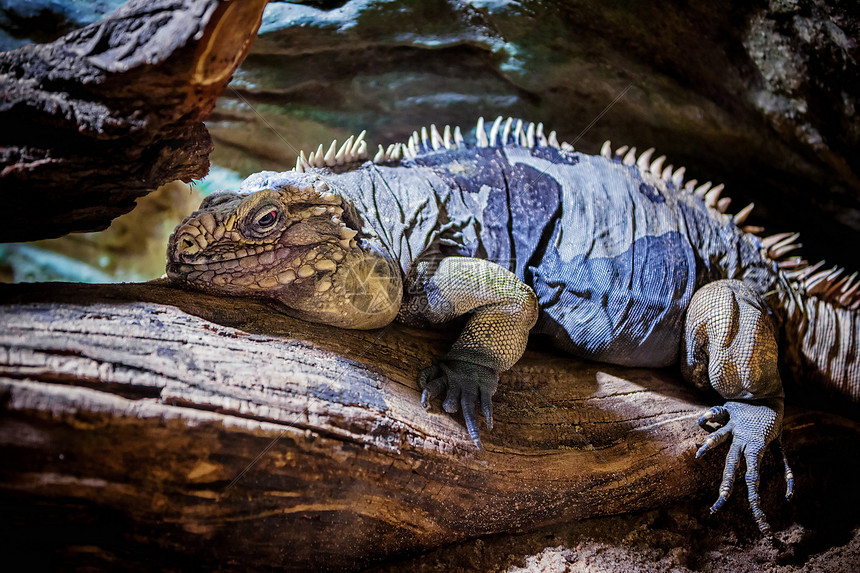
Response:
166,171,403,330
271,239,403,329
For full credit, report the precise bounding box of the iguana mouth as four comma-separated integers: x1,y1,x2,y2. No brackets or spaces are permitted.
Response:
171,242,287,266
167,237,349,290
168,244,297,277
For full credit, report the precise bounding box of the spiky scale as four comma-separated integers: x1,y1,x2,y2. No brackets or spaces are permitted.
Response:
623,147,638,166
337,136,354,164
637,147,655,171
502,117,513,145
601,140,612,158
805,267,840,291
734,203,755,225
391,143,403,161
513,119,523,146
519,125,529,147
824,275,851,298
694,182,713,198
650,155,666,176
488,116,501,146
661,164,674,181
808,268,844,296
705,184,725,207
536,123,547,146
777,256,805,269
761,232,796,249
325,140,338,165
431,124,443,150
770,242,802,259
839,275,860,305
791,260,826,281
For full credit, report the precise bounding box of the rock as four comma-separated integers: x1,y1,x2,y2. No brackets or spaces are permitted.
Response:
1,0,856,265
206,0,859,266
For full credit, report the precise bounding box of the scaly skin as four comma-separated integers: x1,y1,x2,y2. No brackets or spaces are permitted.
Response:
167,117,859,537
167,173,402,329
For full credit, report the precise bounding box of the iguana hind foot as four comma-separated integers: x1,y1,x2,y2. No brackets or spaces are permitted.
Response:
682,280,790,535
695,400,792,536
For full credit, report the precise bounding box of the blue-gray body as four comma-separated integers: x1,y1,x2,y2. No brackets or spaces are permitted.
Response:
320,144,776,368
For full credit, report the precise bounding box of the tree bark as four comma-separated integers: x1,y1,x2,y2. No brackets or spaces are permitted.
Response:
0,0,268,242
0,281,855,571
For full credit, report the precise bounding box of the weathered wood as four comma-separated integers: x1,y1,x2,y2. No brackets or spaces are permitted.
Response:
0,281,855,571
0,0,268,242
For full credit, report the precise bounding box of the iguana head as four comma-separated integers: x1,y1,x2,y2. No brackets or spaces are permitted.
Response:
166,171,402,329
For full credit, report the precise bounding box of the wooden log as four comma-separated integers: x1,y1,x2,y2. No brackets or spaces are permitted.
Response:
0,0,268,242
0,281,856,571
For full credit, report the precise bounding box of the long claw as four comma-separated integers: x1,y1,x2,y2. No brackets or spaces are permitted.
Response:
696,423,733,458
775,440,795,501
744,446,772,535
482,401,493,432
418,368,446,409
417,364,442,388
710,442,741,513
442,387,460,413
462,400,484,451
698,405,729,430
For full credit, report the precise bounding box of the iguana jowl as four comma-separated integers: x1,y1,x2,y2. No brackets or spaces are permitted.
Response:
167,117,860,536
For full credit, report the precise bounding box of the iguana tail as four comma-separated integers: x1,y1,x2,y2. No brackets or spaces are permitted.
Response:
774,261,860,410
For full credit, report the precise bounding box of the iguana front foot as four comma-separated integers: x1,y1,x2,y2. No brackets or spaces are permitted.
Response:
695,399,793,536
399,256,538,449
419,359,498,450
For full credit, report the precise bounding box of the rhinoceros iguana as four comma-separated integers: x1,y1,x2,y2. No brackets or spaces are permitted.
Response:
166,117,859,535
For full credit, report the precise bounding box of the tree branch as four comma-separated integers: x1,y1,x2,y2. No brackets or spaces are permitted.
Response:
2,281,854,570
0,0,268,241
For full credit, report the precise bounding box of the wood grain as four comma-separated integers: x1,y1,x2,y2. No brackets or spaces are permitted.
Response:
0,281,852,571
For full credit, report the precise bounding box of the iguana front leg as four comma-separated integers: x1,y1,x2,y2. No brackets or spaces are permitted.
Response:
399,256,539,449
681,279,794,535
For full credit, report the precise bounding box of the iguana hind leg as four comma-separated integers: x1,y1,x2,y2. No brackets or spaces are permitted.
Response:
399,256,538,449
681,279,793,536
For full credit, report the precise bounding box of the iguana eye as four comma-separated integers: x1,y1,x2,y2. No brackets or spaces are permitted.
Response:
255,208,279,228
